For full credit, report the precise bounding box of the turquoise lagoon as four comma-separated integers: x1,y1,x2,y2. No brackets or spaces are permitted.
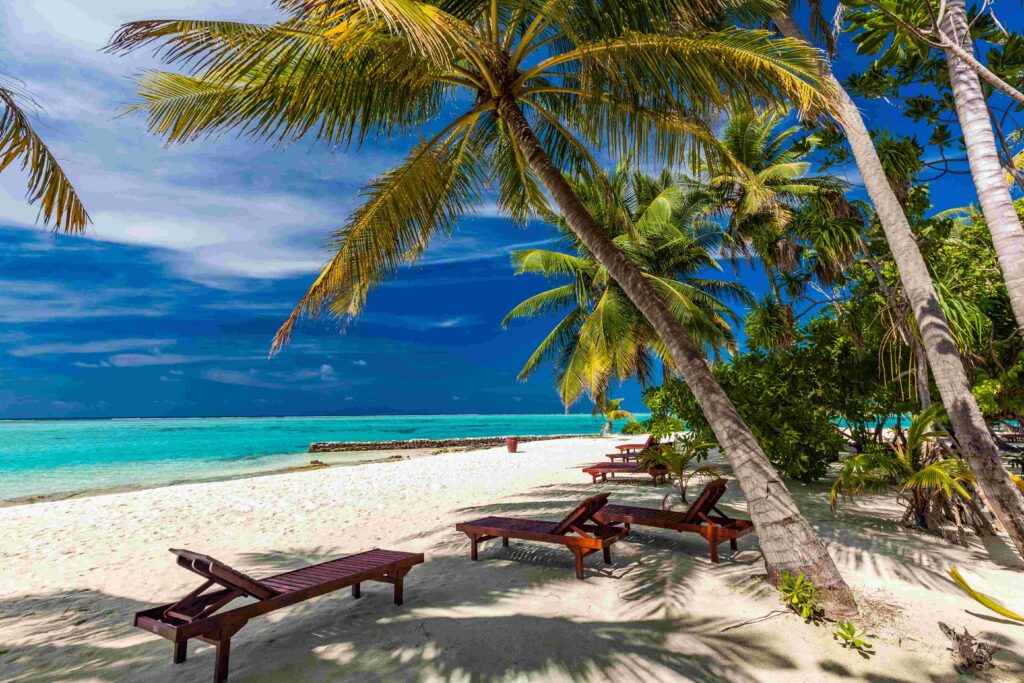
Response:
0,414,628,502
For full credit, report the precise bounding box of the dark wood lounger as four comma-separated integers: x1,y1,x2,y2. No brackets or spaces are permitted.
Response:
595,479,754,563
583,462,669,485
134,547,424,682
455,493,628,579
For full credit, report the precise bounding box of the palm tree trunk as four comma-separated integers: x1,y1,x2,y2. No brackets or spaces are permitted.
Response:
942,0,1024,335
773,10,1024,557
497,95,858,618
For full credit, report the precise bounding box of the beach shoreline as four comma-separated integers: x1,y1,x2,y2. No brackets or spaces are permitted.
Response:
0,434,607,508
1,435,1021,682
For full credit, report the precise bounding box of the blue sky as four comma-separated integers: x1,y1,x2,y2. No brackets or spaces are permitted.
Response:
0,1,1017,419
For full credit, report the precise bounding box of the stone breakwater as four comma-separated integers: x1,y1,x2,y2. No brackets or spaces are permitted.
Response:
308,433,597,453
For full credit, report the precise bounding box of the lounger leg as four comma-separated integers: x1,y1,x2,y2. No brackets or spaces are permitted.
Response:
213,637,231,683
502,536,509,547
352,583,361,599
708,529,720,564
602,546,611,564
730,538,738,551
470,534,479,561
393,569,407,606
173,640,187,664
573,548,585,580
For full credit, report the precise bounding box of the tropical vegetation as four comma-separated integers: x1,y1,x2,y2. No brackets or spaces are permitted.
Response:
112,0,861,615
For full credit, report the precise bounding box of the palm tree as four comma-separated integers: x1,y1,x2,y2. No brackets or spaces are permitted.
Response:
504,167,747,408
111,0,857,616
841,0,1024,338
773,7,1024,561
593,396,633,436
830,404,974,531
939,0,1024,336
0,76,89,232
692,108,857,347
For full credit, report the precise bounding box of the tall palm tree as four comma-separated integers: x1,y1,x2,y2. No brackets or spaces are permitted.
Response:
939,0,1024,336
111,0,857,615
773,8,1024,557
504,167,747,408
0,76,89,233
842,0,1024,337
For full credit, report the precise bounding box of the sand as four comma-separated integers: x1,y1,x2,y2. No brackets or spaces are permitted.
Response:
1,436,1022,682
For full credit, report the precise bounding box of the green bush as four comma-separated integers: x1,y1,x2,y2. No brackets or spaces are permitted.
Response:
619,419,648,435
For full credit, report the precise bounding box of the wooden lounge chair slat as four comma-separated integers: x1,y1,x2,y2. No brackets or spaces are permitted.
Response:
582,462,668,485
136,547,424,682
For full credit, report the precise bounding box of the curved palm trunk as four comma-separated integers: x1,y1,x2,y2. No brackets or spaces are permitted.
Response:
497,96,858,618
941,0,1024,335
773,11,1024,557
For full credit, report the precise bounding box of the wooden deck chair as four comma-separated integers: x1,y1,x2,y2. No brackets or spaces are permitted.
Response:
455,493,628,579
595,479,754,563
609,434,655,456
134,548,424,682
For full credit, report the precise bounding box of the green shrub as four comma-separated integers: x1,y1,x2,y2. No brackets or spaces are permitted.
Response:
620,419,647,435
779,571,822,621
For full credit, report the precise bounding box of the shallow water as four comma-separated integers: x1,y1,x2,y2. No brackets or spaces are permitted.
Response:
0,414,635,501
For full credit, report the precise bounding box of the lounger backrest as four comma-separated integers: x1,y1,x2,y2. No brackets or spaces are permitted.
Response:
552,493,610,535
169,548,277,599
681,479,727,524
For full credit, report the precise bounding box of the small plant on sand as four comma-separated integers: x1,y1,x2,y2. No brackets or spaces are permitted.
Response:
779,571,822,622
833,621,874,656
639,430,722,504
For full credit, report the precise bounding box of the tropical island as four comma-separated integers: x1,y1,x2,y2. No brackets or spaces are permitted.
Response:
1,1,1023,681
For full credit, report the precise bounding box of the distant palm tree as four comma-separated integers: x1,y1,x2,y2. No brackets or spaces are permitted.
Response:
0,76,89,232
504,166,747,408
111,0,856,615
593,396,632,436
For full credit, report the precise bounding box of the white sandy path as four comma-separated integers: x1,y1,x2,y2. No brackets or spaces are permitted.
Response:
0,436,1022,682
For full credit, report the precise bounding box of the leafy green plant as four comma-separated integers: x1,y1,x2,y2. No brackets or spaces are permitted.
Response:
830,404,974,530
779,571,822,621
948,566,1024,623
620,420,648,435
639,430,722,503
832,621,874,656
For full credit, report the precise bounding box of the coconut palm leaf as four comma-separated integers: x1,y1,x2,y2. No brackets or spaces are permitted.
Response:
0,84,89,233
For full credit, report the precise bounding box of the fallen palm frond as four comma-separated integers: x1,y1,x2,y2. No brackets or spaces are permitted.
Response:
947,566,1024,623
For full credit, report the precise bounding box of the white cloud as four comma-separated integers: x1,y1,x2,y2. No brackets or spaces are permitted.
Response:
9,337,175,357
107,352,191,367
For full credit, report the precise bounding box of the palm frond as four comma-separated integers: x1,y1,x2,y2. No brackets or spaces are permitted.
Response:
0,86,90,233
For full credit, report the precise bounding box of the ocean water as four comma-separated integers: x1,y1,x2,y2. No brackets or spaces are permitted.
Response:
0,414,629,502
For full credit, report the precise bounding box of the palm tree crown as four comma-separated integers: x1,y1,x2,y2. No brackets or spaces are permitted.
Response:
107,0,826,349
504,165,748,408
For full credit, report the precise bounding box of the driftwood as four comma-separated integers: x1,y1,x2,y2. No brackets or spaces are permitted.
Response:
938,622,997,672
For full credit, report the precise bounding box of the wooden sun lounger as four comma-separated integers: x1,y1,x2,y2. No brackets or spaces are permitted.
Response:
455,493,628,579
583,462,669,485
134,547,424,682
595,479,753,563
611,434,655,455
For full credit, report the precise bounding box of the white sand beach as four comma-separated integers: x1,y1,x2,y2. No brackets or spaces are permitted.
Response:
1,436,1022,682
